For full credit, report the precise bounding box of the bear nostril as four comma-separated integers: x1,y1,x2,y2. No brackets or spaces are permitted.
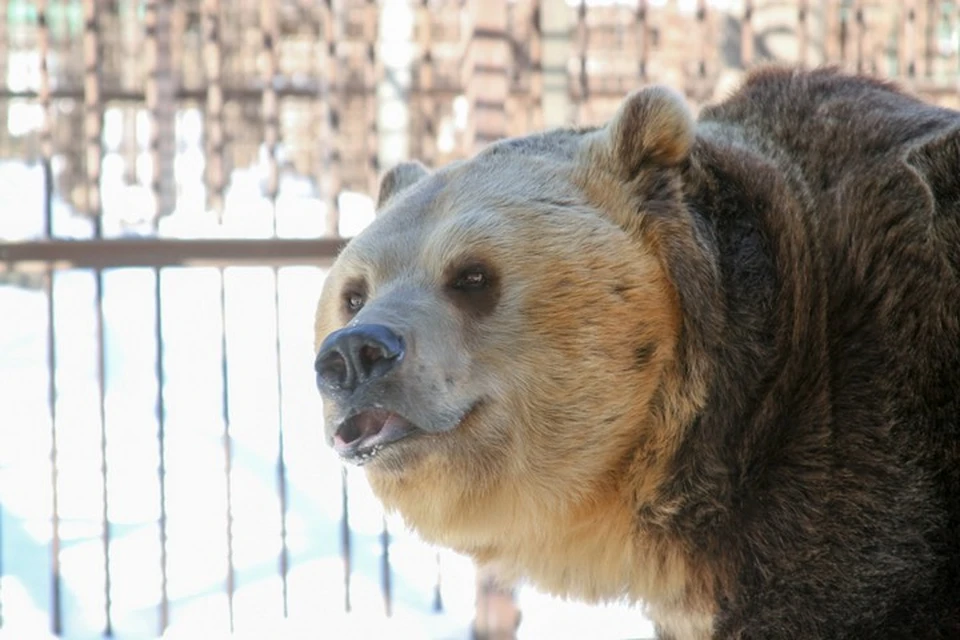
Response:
360,344,385,368
357,340,400,380
316,348,350,391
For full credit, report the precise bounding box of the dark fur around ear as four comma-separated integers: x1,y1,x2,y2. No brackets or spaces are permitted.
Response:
906,125,960,213
606,85,695,177
376,161,429,209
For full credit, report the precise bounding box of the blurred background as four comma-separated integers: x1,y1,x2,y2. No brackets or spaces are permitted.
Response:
0,1,957,638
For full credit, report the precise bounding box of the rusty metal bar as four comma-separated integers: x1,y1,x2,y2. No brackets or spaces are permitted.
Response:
203,0,226,216
0,238,346,270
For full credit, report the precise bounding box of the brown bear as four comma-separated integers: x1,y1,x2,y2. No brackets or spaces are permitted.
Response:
313,67,960,639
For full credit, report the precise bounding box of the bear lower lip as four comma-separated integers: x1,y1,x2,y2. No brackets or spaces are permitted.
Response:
333,409,419,464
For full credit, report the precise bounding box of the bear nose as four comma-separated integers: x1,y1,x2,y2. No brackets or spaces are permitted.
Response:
315,324,405,396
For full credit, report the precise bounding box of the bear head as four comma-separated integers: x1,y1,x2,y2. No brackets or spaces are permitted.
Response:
314,86,714,603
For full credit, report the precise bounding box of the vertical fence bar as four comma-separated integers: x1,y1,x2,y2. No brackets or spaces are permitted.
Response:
432,551,443,613
83,0,114,635
94,278,111,640
259,0,291,618
36,3,63,632
340,466,352,612
272,264,291,618
380,516,392,617
204,0,226,218
152,268,170,637
220,268,237,632
321,0,342,237
145,1,172,633
46,276,62,637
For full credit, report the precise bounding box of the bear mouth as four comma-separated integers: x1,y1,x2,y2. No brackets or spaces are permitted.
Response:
332,409,422,465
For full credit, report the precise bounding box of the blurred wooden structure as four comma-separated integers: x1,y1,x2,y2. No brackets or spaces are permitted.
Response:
1,0,957,237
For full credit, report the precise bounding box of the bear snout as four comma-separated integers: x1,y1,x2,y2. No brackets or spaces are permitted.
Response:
315,323,405,398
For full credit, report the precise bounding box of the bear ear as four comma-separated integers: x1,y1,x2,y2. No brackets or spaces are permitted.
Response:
376,161,429,210
602,85,695,177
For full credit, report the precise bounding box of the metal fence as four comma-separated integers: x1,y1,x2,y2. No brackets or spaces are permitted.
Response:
1,1,958,639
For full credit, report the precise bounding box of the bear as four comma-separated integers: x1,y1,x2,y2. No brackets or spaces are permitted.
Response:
313,66,960,639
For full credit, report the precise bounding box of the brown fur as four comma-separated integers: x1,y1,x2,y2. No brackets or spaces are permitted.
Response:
315,67,960,638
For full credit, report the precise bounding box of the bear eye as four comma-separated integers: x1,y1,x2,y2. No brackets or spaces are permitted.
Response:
451,266,490,291
445,261,500,317
342,287,366,315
